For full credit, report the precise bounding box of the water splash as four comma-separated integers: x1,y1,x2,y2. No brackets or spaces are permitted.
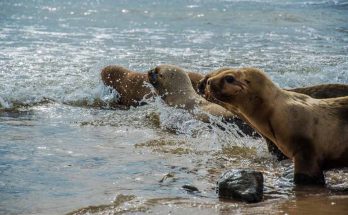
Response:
0,95,10,109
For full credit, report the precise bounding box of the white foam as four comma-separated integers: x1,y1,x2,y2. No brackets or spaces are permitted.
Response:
0,95,11,109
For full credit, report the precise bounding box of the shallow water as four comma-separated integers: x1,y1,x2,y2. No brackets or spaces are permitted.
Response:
1,0,348,214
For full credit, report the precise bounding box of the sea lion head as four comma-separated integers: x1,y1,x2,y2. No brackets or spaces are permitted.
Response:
205,68,271,108
197,67,232,98
101,65,130,88
147,64,194,96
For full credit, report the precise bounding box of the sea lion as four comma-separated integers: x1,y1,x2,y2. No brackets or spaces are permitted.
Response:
205,67,348,185
147,64,235,121
101,65,204,107
290,84,348,98
101,65,152,107
198,68,348,100
198,69,348,160
147,64,255,135
187,71,204,93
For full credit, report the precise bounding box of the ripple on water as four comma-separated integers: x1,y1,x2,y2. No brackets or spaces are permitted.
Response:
1,0,348,214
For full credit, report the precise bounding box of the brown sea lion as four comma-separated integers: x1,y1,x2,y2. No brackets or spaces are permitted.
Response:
101,65,152,107
205,67,348,185
198,69,348,160
101,65,204,107
289,84,348,98
147,64,255,135
147,64,235,121
198,68,348,100
187,72,204,92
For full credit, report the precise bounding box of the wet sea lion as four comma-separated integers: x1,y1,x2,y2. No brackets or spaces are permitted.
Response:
205,67,348,185
101,65,204,107
289,84,348,98
101,65,152,107
187,71,204,93
147,64,234,121
198,68,348,100
198,69,348,160
147,64,254,134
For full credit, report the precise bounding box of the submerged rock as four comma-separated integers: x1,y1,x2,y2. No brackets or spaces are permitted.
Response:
159,172,175,183
182,184,199,193
217,169,264,203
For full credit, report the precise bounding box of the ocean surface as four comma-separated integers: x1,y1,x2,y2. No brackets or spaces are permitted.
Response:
1,0,348,214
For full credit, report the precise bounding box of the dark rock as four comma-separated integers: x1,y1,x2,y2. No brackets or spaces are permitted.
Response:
224,117,259,138
182,184,199,193
217,169,264,203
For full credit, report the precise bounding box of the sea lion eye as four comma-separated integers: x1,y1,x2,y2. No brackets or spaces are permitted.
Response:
224,76,235,84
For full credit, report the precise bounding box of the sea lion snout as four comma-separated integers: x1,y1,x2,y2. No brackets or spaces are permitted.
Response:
197,78,206,95
148,68,159,86
206,76,220,90
197,78,207,95
205,77,223,101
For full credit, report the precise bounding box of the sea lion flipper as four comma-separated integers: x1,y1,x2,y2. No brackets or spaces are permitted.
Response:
293,152,325,185
294,173,325,185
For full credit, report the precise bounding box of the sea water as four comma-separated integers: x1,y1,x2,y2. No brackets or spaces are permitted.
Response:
1,0,348,214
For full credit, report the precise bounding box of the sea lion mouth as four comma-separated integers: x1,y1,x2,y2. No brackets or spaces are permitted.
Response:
206,88,224,104
206,82,226,103
147,69,159,88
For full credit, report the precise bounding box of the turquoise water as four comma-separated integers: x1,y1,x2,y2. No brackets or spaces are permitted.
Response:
1,0,348,214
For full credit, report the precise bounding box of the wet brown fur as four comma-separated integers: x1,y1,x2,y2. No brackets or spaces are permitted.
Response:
101,65,153,107
198,69,348,161
101,65,204,107
147,65,240,124
205,67,348,185
187,72,204,93
199,69,348,100
290,84,348,99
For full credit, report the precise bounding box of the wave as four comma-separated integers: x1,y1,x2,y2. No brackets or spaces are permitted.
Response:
303,0,348,7
0,95,11,109
0,82,124,110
